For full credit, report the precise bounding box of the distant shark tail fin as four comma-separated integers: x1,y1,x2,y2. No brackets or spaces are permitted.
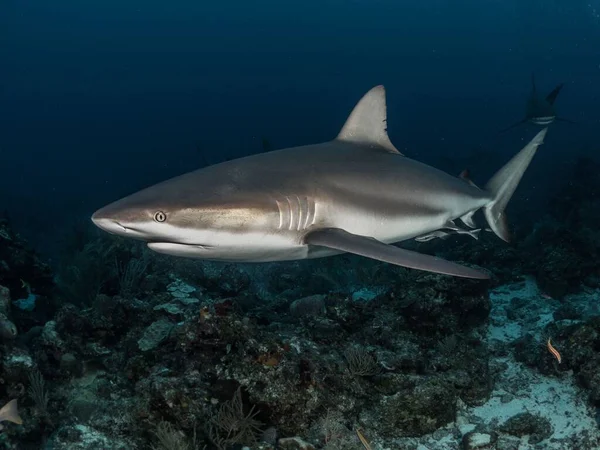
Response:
483,129,547,242
546,83,564,105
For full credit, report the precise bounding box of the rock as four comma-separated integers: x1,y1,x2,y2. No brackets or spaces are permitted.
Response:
351,287,382,302
373,378,457,437
153,302,184,315
41,320,66,350
60,353,82,376
397,272,490,334
0,284,10,315
494,435,520,450
167,279,197,299
289,295,326,318
49,424,132,449
175,296,199,305
2,348,34,381
261,426,278,445
498,412,552,444
207,264,250,296
13,293,37,312
138,319,174,351
553,303,581,321
69,389,98,422
461,431,497,449
0,312,17,339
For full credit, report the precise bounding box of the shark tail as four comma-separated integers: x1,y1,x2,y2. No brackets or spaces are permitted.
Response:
483,129,547,242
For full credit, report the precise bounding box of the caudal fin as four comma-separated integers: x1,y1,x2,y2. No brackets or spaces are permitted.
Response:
546,83,564,105
484,129,547,242
498,118,527,134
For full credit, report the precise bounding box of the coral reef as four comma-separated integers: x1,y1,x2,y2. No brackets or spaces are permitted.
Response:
1,156,600,449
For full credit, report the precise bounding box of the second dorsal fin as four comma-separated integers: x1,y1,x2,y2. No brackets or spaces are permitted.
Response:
336,85,402,155
459,169,480,189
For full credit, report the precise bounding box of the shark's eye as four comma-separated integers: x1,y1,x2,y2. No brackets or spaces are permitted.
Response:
154,211,166,222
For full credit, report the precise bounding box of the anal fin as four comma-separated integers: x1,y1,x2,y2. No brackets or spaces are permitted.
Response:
416,224,481,242
459,211,477,228
305,228,489,279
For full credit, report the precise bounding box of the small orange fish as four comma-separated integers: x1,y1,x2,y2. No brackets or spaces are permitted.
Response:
356,428,372,450
547,338,562,364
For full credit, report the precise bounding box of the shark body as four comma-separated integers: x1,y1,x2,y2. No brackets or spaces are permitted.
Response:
92,85,546,279
501,74,567,133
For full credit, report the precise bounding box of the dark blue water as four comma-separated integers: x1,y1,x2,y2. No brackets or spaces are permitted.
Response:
2,0,600,257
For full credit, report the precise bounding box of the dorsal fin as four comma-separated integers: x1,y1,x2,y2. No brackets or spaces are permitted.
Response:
336,85,402,155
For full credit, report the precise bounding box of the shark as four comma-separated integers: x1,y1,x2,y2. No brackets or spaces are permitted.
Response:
92,85,546,279
500,74,568,133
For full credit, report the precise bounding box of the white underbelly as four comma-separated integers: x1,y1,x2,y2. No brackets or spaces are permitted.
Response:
327,204,451,245
148,229,309,262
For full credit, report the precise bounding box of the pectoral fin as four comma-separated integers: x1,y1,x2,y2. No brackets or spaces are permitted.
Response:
304,228,489,279
556,117,577,124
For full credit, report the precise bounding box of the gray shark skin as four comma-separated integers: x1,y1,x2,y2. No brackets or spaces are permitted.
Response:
92,85,546,279
500,74,567,133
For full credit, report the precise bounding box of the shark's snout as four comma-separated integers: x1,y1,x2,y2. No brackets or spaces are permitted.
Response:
91,208,129,235
91,204,170,242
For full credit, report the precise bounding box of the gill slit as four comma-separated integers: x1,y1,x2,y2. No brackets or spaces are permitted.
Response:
306,196,316,229
276,195,316,231
275,199,284,230
285,196,294,231
296,195,304,231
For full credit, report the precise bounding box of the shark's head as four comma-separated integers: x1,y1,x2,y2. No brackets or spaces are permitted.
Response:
91,171,288,260
91,183,207,246
525,78,564,126
526,97,556,126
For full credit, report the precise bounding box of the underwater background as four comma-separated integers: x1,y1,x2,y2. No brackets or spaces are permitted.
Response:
2,0,600,449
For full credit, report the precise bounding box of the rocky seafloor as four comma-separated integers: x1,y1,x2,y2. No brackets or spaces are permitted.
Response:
1,157,600,450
